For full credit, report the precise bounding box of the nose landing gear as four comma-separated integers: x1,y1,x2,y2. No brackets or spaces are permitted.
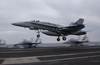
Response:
37,34,40,38
36,30,41,38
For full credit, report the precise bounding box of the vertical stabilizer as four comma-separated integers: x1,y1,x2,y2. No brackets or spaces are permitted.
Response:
75,18,84,25
82,35,88,42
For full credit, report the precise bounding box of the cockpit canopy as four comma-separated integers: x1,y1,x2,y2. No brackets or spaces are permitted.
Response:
31,20,40,22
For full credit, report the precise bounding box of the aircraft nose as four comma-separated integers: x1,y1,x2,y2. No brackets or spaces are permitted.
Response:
11,22,28,27
11,23,19,26
11,22,22,26
11,23,16,25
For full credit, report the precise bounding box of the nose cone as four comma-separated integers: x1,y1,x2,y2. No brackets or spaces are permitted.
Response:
12,22,29,27
11,22,26,27
11,23,20,26
11,23,16,25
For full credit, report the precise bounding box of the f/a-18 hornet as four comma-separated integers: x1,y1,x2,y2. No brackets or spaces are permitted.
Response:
12,18,86,41
14,37,41,48
63,35,89,46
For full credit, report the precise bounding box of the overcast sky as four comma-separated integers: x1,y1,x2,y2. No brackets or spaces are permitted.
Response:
0,0,100,44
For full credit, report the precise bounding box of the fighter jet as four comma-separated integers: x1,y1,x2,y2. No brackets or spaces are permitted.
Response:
12,18,86,41
63,35,89,46
14,37,41,48
0,39,6,45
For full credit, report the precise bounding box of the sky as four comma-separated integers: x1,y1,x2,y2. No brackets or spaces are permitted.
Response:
0,0,100,44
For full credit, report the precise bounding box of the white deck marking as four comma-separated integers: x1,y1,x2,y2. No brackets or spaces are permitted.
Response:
2,57,40,64
42,55,100,62
1,51,100,64
35,51,100,58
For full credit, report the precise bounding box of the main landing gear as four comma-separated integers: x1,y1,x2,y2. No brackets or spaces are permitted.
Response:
57,36,60,41
63,37,66,41
57,36,67,41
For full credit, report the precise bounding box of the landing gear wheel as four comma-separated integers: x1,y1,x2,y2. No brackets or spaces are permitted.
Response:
57,38,60,41
37,34,40,38
62,37,66,41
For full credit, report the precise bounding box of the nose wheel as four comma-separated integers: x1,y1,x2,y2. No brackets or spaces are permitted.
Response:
57,38,60,41
37,34,40,38
36,30,40,38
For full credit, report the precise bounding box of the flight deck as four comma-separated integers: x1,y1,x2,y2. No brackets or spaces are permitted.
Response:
0,45,100,65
